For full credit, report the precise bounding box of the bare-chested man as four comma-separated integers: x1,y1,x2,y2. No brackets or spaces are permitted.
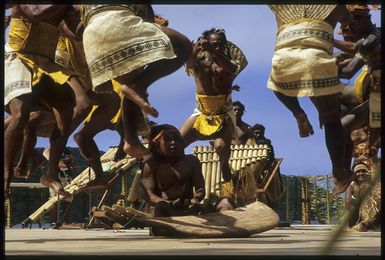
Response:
80,4,192,161
141,124,235,217
267,5,353,195
337,4,381,163
180,28,248,184
4,4,89,196
232,101,253,145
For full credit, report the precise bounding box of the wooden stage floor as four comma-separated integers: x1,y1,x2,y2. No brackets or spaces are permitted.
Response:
4,225,381,256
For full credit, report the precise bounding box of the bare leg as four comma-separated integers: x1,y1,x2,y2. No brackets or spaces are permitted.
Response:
113,120,126,161
213,122,234,183
274,91,314,137
66,77,93,133
75,91,120,190
179,116,200,147
39,83,74,196
121,97,149,159
14,128,38,179
12,110,55,178
26,150,46,177
4,94,32,196
311,95,353,195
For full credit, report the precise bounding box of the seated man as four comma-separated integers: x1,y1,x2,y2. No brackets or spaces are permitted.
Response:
250,123,283,209
140,124,235,217
48,148,75,226
232,101,253,145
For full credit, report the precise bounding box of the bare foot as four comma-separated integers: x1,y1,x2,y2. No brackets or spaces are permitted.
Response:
121,82,159,118
40,175,70,196
123,140,149,159
332,171,355,196
79,175,108,190
23,153,46,179
142,102,159,118
13,167,29,179
352,222,368,232
295,113,314,138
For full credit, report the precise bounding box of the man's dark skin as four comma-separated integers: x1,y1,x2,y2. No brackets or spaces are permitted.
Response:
4,109,55,179
270,5,354,195
232,101,252,145
3,5,95,197
141,125,206,217
180,29,239,183
337,9,381,154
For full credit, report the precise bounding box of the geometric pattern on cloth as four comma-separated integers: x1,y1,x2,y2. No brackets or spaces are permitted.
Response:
4,80,30,98
270,76,340,90
277,28,333,44
89,39,169,77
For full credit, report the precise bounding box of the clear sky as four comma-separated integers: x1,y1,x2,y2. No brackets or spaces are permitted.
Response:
6,5,381,176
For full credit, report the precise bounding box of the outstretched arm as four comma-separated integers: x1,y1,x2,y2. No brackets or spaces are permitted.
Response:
19,5,68,21
334,39,356,54
185,40,203,70
338,56,365,79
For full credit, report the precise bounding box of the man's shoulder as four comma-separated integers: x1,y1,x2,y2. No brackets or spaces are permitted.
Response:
185,154,201,163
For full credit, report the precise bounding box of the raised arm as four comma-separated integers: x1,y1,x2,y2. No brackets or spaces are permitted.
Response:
185,39,203,71
211,49,238,74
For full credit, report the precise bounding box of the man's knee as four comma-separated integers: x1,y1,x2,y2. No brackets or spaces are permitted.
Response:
75,96,92,116
216,197,236,212
213,140,227,154
9,110,30,130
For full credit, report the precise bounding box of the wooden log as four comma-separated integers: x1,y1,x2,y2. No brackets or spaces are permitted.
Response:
91,211,114,228
125,201,279,238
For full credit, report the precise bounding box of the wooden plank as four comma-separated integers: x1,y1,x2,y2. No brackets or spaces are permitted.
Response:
10,183,48,189
257,158,283,193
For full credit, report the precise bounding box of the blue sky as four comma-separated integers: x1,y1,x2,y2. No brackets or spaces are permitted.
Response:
5,5,381,176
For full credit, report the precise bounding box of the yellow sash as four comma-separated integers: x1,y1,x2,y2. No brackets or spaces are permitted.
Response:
8,18,71,86
192,94,230,136
84,80,123,124
354,68,370,102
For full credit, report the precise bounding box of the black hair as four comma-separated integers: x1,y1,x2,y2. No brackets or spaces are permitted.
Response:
148,124,179,152
201,27,227,41
233,101,246,113
252,123,265,132
147,120,158,128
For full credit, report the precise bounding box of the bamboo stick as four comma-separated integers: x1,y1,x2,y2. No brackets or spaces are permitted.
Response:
26,157,137,223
